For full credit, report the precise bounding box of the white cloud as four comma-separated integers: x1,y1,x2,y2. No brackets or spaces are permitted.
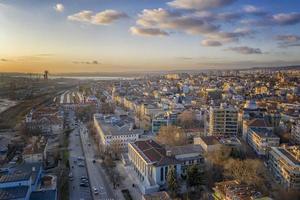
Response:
54,3,64,13
167,0,236,10
68,9,128,25
130,26,169,36
201,39,222,46
136,8,219,35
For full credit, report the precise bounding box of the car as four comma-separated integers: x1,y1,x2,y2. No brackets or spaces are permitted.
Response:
68,173,73,181
92,160,96,163
80,182,89,187
78,162,85,167
80,176,88,180
93,186,99,195
77,156,85,161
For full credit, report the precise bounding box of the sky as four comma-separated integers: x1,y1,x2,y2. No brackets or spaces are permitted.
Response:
0,0,300,73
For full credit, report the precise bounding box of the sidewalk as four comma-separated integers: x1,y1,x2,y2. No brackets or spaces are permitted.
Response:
115,161,143,200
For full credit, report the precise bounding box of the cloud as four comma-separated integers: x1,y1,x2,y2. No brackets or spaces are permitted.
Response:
201,39,222,46
135,8,219,35
275,34,300,48
92,10,128,24
54,3,64,12
272,13,300,25
68,10,128,25
243,5,266,16
73,60,100,65
130,27,169,36
167,0,236,10
68,10,93,22
275,34,300,42
194,11,241,22
202,28,254,45
217,12,242,21
242,12,300,26
227,46,262,54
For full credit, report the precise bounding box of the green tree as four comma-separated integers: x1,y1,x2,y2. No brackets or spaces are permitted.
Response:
167,166,179,197
187,164,203,189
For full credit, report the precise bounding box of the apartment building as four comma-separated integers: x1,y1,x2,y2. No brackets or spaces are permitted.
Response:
291,120,300,145
247,127,280,156
209,104,238,136
268,146,300,189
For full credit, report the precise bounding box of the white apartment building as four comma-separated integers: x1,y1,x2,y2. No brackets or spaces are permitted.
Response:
268,146,300,189
209,104,238,135
247,127,280,156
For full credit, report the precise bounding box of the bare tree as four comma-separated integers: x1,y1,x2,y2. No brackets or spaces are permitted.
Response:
205,145,231,166
109,140,122,159
100,102,115,114
156,125,188,146
178,110,198,129
224,158,266,188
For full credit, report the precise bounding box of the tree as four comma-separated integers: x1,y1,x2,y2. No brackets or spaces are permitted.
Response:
100,102,115,114
224,158,266,188
156,125,188,146
178,110,198,129
109,140,122,159
76,104,95,122
186,164,203,189
167,166,179,197
205,145,231,166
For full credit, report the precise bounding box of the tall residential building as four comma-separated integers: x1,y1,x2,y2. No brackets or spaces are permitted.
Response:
209,104,238,135
268,146,300,189
291,120,300,145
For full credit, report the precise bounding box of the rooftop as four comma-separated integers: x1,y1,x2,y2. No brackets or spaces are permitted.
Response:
167,144,203,156
275,146,300,166
250,127,279,138
131,140,179,166
0,172,31,183
246,118,271,127
94,114,143,136
200,136,221,146
214,180,263,200
142,191,171,200
30,189,57,200
0,186,29,200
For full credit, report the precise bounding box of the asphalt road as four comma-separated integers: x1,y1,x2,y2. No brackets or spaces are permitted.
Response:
68,111,93,200
79,123,117,200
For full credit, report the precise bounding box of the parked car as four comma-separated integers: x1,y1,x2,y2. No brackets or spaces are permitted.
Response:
80,182,89,187
93,186,99,195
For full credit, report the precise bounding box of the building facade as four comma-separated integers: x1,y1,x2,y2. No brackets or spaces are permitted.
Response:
268,146,300,189
247,127,280,156
94,114,143,151
209,104,238,136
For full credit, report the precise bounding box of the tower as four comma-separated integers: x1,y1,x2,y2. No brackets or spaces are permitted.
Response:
44,70,49,80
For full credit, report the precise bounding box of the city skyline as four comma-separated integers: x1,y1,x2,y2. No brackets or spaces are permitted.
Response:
1,0,300,73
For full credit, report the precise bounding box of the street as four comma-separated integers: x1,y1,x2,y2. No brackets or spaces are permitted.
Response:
79,123,119,200
68,127,93,200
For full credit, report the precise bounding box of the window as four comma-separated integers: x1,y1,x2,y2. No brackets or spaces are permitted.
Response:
160,167,163,181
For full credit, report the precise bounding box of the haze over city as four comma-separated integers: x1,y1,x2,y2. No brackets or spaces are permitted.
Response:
1,0,300,73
